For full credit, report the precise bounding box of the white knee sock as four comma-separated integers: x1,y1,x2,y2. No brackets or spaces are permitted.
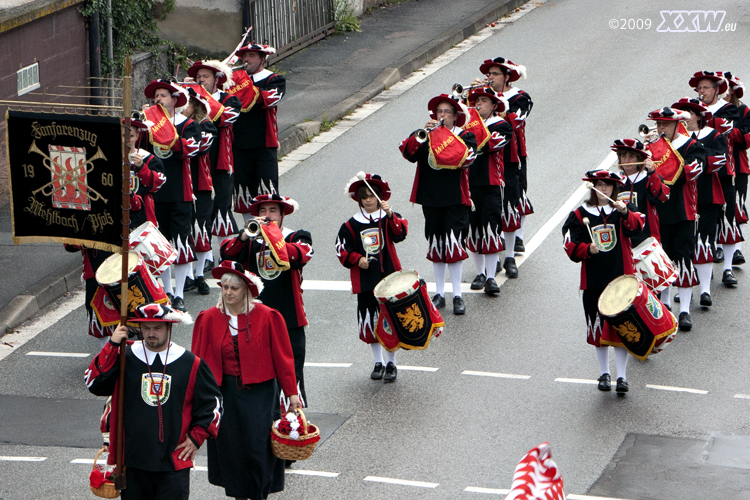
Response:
433,262,447,297
596,346,610,375
447,261,463,298
518,216,525,239
161,267,173,295
195,251,210,278
371,343,384,364
174,263,190,299
660,285,671,308
695,263,712,295
472,252,485,277
677,287,692,314
187,263,195,280
485,253,500,278
723,243,737,271
385,350,397,365
614,347,628,380
503,231,516,259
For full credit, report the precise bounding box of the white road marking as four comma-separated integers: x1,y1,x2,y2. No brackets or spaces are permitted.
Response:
193,465,208,471
464,486,636,500
462,370,530,380
285,469,340,477
555,378,599,385
26,351,90,357
734,394,750,399
364,476,439,488
0,456,47,462
398,365,439,372
70,458,95,464
646,384,708,395
304,362,353,368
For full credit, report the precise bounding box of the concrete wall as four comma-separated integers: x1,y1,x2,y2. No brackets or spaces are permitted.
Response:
156,0,243,59
0,2,88,208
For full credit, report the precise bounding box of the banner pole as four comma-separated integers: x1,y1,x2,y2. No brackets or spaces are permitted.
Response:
114,54,132,492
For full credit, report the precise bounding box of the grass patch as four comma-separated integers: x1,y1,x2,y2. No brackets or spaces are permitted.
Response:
334,0,362,35
320,112,337,132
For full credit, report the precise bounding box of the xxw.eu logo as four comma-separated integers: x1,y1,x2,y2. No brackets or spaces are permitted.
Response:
656,11,734,32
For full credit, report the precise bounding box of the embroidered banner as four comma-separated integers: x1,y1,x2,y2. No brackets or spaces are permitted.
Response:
5,110,124,251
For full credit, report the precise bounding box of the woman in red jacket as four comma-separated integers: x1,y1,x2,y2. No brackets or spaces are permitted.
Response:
192,260,301,499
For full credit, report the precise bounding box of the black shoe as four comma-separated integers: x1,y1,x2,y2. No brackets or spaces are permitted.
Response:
616,377,629,393
674,293,680,303
285,460,296,469
172,296,186,312
370,362,385,380
470,274,486,290
715,247,725,263
496,260,503,275
203,259,215,273
514,237,525,253
678,312,692,331
700,292,712,307
431,293,445,310
453,295,466,315
184,276,197,292
597,373,611,391
733,250,746,265
484,277,500,295
504,257,518,278
722,269,738,286
195,276,210,295
383,362,398,383
166,292,174,303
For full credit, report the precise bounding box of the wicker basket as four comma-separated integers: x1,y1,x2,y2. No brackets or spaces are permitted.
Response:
89,447,120,499
270,409,321,461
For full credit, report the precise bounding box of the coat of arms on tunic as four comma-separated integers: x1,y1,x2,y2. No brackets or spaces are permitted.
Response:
360,228,381,257
141,373,172,406
591,223,616,252
617,191,637,207
257,249,281,280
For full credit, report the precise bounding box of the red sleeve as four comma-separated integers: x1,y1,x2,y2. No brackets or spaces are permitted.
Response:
221,235,246,258
399,133,422,160
646,172,670,201
622,207,646,232
386,214,407,237
268,309,298,396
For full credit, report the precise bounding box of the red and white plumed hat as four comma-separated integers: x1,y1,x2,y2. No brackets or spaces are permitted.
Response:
235,43,276,58
719,71,744,99
144,79,189,108
187,60,234,89
610,138,652,159
689,71,728,96
247,193,299,216
130,303,193,324
671,97,709,116
646,107,691,122
467,86,509,113
582,169,625,186
211,260,264,298
345,173,392,202
479,57,527,82
185,87,211,114
428,94,468,127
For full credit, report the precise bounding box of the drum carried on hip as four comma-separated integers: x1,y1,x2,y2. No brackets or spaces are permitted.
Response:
631,237,677,293
91,251,169,327
373,270,444,352
129,221,177,276
598,274,676,360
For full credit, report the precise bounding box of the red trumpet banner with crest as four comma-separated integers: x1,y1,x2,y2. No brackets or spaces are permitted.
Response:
427,125,470,170
5,110,124,251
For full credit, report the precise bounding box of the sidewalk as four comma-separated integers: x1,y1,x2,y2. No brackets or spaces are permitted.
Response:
0,0,523,334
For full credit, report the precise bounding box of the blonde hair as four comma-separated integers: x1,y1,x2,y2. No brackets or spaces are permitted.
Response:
216,273,253,314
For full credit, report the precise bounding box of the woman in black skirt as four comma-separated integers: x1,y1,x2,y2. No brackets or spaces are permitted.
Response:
192,260,301,499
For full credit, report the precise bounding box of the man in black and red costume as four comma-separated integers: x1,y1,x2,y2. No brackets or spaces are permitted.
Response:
231,43,285,217
645,107,706,330
220,194,312,405
400,94,477,315
143,79,202,311
85,303,222,500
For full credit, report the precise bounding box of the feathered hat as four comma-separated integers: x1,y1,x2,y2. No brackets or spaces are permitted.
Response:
479,57,527,82
212,261,264,298
130,303,193,324
345,173,391,201
247,193,299,216
582,169,625,186
187,59,234,89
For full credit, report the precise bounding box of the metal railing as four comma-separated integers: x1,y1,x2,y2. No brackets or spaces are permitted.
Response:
247,0,336,64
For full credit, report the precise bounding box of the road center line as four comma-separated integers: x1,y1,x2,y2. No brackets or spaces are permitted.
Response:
646,384,708,395
399,365,439,372
363,476,439,488
555,378,599,385
26,351,90,357
304,362,352,368
0,456,47,462
285,469,340,477
734,393,750,399
462,370,530,379
70,458,95,464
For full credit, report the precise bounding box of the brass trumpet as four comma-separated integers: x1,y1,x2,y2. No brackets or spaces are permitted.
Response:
638,124,656,137
244,217,269,237
415,119,444,143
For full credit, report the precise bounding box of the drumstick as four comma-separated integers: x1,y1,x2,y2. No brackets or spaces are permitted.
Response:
585,182,616,204
582,217,597,244
356,171,383,206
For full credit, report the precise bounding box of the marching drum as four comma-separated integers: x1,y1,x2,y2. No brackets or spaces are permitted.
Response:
631,237,677,293
373,270,444,352
129,221,177,276
92,252,168,326
598,274,676,361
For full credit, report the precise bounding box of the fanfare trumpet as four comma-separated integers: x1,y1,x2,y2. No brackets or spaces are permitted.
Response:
415,119,444,143
451,83,486,100
244,217,270,238
638,124,656,137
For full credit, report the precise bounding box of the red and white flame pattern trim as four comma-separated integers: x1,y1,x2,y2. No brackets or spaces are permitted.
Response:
212,209,235,237
358,307,378,344
193,220,212,252
505,442,565,500
517,190,534,216
673,258,699,288
466,222,503,254
234,184,254,213
502,204,522,232
172,234,196,264
718,217,744,244
426,230,468,263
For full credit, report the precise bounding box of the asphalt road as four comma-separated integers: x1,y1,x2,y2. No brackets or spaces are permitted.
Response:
2,0,750,499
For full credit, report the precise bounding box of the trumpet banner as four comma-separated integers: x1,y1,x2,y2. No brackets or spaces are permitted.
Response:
5,110,124,251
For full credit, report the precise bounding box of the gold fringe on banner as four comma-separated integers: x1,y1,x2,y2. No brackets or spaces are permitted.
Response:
11,235,122,254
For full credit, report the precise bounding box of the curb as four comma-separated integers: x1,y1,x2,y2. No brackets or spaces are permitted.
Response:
278,0,524,158
0,260,82,334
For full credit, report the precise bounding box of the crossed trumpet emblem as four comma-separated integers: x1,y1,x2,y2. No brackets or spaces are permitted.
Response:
28,141,109,204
